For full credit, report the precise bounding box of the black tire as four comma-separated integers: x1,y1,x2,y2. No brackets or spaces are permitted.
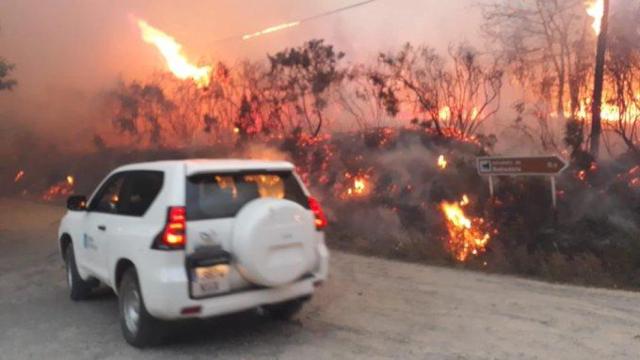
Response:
118,268,165,348
265,297,307,320
65,245,93,301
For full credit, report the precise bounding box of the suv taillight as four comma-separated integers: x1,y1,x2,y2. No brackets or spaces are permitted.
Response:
308,196,328,230
152,206,186,250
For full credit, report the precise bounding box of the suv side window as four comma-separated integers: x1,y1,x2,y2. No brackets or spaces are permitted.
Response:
89,173,126,214
118,171,164,216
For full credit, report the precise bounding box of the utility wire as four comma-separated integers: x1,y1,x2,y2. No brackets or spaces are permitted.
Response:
212,0,379,43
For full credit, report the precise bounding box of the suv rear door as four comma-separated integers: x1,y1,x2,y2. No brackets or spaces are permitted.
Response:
184,171,308,253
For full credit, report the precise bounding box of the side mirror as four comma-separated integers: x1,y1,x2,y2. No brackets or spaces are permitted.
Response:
67,195,87,211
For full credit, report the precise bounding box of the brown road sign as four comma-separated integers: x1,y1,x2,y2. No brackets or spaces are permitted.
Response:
477,155,568,176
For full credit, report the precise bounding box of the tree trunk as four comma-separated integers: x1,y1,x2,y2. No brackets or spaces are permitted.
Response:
590,0,610,159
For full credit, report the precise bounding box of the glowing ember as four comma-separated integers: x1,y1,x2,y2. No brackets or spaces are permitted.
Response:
342,172,372,199
627,166,640,188
440,195,491,262
136,19,211,87
438,106,451,121
586,0,604,35
14,170,25,182
242,21,301,40
42,175,75,201
577,170,587,181
437,155,447,170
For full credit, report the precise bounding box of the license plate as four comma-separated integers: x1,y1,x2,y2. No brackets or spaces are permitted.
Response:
191,264,230,297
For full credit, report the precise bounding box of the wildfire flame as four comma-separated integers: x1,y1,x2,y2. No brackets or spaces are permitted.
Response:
14,170,25,183
440,195,491,262
242,21,301,40
567,92,640,123
437,155,447,170
626,165,640,188
586,0,604,35
438,106,451,121
342,172,372,199
136,19,211,87
42,175,75,201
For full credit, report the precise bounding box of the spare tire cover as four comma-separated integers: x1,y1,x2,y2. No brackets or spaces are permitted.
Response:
232,198,317,287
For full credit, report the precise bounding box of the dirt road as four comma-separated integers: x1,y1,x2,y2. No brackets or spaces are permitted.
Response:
1,199,639,359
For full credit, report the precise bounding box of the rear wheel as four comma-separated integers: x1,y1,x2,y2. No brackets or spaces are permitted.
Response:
118,268,164,347
265,297,307,320
65,245,93,301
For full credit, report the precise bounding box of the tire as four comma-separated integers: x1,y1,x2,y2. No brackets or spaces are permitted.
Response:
118,268,164,348
65,245,93,301
265,297,307,320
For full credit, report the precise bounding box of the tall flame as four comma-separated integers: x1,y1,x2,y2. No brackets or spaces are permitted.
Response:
136,19,211,87
242,21,301,40
586,0,604,35
440,195,491,262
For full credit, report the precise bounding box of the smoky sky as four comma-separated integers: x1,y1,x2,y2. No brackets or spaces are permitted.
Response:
0,0,481,147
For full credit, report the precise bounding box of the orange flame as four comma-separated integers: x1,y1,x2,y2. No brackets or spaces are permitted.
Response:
586,0,604,35
440,195,491,262
42,175,75,201
438,106,451,121
242,21,301,40
568,92,640,123
626,165,640,188
136,19,211,87
14,170,25,183
437,155,447,170
342,172,372,199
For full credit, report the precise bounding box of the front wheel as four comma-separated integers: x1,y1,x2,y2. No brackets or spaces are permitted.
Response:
118,268,165,347
65,245,93,301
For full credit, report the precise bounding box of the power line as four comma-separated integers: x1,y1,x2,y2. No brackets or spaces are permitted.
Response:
212,0,379,43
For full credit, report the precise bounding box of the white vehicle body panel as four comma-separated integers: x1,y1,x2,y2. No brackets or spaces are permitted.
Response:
58,159,329,320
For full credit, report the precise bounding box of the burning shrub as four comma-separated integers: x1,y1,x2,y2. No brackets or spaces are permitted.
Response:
440,195,493,262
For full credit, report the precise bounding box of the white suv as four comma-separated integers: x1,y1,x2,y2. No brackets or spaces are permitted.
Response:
57,159,330,347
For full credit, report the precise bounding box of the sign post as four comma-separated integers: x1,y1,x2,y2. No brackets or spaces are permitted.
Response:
476,155,568,208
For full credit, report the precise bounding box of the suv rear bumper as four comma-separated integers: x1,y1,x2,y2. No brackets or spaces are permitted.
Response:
139,243,328,320
144,274,316,320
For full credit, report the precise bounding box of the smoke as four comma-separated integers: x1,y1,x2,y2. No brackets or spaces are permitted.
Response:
0,0,482,150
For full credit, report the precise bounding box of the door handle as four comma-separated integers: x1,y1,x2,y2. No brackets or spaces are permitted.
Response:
97,225,106,231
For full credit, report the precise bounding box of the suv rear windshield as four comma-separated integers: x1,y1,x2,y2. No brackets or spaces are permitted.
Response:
186,171,307,220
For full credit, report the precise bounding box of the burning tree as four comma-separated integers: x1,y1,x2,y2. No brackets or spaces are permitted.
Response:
108,81,176,147
600,2,640,159
482,0,594,117
335,63,397,131
483,0,640,159
268,39,345,137
371,43,503,139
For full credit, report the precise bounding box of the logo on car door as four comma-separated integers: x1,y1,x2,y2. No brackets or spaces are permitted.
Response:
83,233,97,250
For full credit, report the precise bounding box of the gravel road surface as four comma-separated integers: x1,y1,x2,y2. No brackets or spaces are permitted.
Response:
1,199,639,359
